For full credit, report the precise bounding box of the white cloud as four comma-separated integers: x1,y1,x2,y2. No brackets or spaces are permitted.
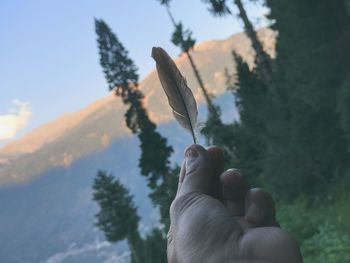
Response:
101,251,131,263
41,240,112,263
0,100,32,140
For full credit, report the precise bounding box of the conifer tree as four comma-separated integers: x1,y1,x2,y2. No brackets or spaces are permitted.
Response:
199,0,284,159
227,53,268,184
93,170,142,263
157,0,234,156
202,0,276,92
261,0,350,198
95,18,173,188
157,0,218,116
202,0,350,199
94,18,179,262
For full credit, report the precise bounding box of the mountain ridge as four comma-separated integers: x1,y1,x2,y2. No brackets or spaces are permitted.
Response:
0,28,276,186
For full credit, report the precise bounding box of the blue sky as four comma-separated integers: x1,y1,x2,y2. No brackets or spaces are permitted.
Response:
0,0,267,147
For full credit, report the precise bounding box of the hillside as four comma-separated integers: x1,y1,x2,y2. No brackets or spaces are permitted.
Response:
0,28,276,186
0,29,276,263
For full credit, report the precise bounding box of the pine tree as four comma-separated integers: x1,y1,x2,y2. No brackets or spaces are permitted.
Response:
202,0,277,92
95,18,173,188
157,0,218,116
228,53,269,185
95,18,179,262
199,0,283,159
93,170,142,262
261,0,350,198
203,0,350,199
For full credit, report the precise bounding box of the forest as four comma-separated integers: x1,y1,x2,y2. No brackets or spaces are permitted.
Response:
92,0,350,262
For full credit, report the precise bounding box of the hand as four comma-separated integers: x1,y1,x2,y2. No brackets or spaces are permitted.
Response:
167,144,303,263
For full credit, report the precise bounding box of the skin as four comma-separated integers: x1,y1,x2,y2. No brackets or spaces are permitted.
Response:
167,144,303,263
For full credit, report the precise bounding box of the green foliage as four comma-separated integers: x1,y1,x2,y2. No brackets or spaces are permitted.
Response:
230,54,267,180
346,0,350,16
137,229,167,263
303,223,350,263
157,0,171,6
277,197,319,242
209,0,350,200
95,19,173,189
93,170,139,242
95,19,177,262
277,195,350,263
95,19,138,95
149,166,179,230
203,53,269,186
336,75,350,152
201,0,231,16
260,0,350,199
93,1,350,261
171,22,196,53
93,170,169,262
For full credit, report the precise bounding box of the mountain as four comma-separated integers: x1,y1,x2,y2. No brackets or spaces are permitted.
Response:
0,28,275,186
0,29,275,263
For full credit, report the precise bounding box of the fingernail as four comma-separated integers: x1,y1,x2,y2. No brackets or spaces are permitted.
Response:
185,148,198,158
185,147,199,171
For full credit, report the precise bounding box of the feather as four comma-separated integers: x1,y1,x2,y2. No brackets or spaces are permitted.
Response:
152,47,198,144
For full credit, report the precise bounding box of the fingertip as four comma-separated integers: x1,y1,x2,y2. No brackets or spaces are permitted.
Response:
206,145,224,158
207,146,225,175
184,144,207,157
184,144,209,174
178,144,214,197
220,169,248,200
244,188,277,226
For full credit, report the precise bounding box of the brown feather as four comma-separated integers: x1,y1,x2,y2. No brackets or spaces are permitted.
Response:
152,47,198,143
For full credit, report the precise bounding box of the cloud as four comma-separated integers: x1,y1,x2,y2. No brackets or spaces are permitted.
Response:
101,251,131,263
41,240,113,263
0,100,32,140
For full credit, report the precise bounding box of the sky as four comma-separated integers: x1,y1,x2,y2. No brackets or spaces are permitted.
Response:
0,0,268,147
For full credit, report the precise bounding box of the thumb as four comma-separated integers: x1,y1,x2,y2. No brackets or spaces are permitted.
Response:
177,144,216,197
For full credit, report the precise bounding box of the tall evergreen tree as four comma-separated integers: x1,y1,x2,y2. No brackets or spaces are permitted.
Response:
157,0,218,116
199,0,285,160
93,170,169,263
203,0,350,199
94,18,179,262
93,170,142,263
261,0,350,198
157,0,236,157
228,53,270,185
95,18,173,188
202,0,277,92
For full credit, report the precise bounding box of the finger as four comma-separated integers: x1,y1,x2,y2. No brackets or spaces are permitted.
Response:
220,169,249,216
207,146,225,176
170,145,244,258
177,144,215,197
244,188,279,227
177,146,225,197
207,146,225,200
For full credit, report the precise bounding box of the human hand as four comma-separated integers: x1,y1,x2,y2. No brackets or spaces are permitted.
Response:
167,144,303,263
